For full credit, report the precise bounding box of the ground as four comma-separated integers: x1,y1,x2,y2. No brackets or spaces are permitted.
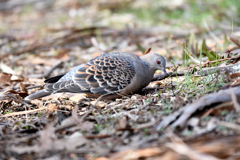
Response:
1,0,240,159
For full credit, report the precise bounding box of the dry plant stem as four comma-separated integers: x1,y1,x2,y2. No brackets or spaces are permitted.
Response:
191,56,239,72
232,54,240,63
92,104,102,115
90,37,107,54
203,19,221,45
157,86,240,130
88,93,125,115
81,108,95,120
171,77,175,96
26,85,43,90
187,57,230,69
0,108,46,118
91,94,106,115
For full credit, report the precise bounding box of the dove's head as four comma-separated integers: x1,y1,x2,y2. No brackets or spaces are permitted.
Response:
141,52,167,75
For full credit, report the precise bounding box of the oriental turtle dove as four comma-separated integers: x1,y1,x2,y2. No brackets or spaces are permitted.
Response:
25,52,167,100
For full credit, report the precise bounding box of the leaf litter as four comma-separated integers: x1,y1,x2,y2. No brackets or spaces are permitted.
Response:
0,0,240,160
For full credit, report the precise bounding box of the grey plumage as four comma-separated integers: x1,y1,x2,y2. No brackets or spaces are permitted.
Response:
25,52,167,101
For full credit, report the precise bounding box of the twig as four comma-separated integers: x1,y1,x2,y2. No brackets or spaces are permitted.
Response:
153,60,240,82
195,63,240,76
203,19,222,45
81,108,95,120
171,76,175,96
90,37,107,54
26,85,43,90
0,107,46,118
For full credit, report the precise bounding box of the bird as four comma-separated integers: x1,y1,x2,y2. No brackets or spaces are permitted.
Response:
25,52,167,101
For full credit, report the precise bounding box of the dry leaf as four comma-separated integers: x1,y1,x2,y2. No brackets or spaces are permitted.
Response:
117,116,128,129
19,83,27,92
229,34,240,46
229,73,240,87
6,89,28,98
0,63,15,74
31,99,44,108
0,72,12,85
69,95,86,103
90,101,107,108
47,103,58,112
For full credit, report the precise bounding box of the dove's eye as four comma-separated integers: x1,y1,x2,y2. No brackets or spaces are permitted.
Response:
156,60,161,64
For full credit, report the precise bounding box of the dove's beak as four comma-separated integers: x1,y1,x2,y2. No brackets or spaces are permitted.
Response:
162,68,168,76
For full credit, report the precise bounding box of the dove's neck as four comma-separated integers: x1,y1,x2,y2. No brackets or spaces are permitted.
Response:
140,58,150,69
140,54,157,73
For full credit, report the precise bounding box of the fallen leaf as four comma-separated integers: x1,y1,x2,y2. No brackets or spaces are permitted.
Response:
6,89,28,98
91,101,107,108
20,83,27,92
229,72,240,87
0,63,15,74
47,103,58,112
229,34,240,46
31,99,44,108
69,95,86,103
117,116,128,129
0,72,12,85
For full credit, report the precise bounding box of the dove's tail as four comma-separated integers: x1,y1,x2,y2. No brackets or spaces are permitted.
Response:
25,90,52,101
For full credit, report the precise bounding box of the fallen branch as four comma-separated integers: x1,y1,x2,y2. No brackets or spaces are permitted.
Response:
195,63,240,76
156,85,240,130
153,62,240,82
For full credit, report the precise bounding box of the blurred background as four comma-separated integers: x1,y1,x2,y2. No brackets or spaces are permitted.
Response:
0,0,239,81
